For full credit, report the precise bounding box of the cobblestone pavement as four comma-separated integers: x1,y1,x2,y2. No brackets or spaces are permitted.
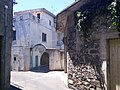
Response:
11,71,72,90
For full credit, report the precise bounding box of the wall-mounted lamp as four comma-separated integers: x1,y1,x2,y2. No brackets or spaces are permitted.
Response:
13,0,18,5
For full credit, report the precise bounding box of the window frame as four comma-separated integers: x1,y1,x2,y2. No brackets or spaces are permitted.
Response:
42,33,47,42
49,20,51,26
13,30,16,41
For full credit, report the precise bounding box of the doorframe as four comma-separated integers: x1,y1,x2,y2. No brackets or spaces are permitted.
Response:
106,39,110,90
106,38,120,90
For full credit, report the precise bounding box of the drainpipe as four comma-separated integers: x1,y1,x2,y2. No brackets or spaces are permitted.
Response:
64,18,68,73
64,36,67,73
3,3,8,90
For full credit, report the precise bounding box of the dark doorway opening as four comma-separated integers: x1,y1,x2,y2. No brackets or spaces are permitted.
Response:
30,52,49,73
38,52,49,72
41,52,49,66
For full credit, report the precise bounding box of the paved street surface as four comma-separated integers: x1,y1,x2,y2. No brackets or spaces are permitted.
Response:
11,71,72,90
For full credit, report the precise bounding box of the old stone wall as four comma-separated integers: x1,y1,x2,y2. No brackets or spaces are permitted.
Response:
67,14,119,90
67,26,101,90
0,0,13,90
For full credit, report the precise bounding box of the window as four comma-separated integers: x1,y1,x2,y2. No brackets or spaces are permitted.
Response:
20,16,23,20
42,33,47,42
13,30,16,40
37,13,40,19
49,20,51,26
14,57,16,61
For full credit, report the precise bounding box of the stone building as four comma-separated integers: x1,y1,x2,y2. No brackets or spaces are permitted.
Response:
0,0,13,90
11,8,64,71
57,0,120,90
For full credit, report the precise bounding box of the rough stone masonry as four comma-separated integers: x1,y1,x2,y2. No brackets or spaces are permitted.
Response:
0,0,13,90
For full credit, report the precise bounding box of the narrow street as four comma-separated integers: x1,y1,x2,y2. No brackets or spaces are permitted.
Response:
10,71,71,90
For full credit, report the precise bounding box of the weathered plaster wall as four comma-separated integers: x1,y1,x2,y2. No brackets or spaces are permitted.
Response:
57,31,64,49
13,14,30,46
48,49,64,70
30,45,64,70
13,11,59,49
11,47,30,71
67,14,120,90
12,9,62,71
14,10,57,49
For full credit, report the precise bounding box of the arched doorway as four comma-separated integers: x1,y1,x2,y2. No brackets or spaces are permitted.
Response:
40,52,49,72
41,52,49,66
30,44,46,69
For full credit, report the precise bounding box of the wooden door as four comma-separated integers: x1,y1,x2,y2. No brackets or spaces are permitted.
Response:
108,39,120,90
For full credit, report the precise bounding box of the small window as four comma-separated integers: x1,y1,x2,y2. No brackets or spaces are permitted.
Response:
37,13,40,19
20,16,23,20
42,33,47,42
49,20,51,26
13,30,16,40
14,57,16,61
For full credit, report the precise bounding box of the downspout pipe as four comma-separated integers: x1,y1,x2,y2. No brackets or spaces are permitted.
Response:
64,18,68,73
3,3,8,90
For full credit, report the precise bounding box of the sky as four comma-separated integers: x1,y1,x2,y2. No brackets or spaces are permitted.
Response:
13,0,75,15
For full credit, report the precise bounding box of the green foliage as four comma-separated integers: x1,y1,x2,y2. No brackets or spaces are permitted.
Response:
76,0,120,32
107,0,119,28
77,12,86,31
75,1,120,89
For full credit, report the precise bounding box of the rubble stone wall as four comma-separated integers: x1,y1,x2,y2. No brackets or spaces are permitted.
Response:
67,14,119,90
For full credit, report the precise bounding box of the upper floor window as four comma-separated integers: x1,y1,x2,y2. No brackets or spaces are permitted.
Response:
42,33,47,42
14,57,16,61
37,13,40,19
20,16,23,20
49,20,51,26
13,30,16,40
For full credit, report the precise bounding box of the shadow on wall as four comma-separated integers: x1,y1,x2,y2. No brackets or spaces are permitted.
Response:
30,65,49,73
67,16,105,89
10,85,22,90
